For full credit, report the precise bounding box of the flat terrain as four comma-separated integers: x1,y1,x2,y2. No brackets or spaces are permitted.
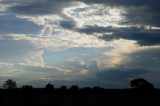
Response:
0,89,160,106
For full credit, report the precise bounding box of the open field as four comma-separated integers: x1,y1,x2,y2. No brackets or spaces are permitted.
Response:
0,89,160,106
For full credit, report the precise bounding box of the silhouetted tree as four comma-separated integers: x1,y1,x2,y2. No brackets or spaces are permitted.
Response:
22,85,33,89
60,85,67,91
130,78,154,90
60,85,67,94
69,85,79,94
22,85,33,92
3,79,17,89
93,86,101,90
83,87,92,95
93,86,105,94
45,83,55,93
70,85,79,91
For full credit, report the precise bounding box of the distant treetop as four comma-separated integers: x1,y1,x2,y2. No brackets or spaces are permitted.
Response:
130,78,154,90
3,79,17,89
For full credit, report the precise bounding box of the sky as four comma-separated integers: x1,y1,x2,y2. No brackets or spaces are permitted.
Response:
0,0,160,88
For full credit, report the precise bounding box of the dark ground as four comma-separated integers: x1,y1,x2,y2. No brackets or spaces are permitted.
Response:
0,89,160,106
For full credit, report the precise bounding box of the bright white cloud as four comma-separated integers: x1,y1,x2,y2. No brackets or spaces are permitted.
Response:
63,4,126,28
104,39,160,69
104,39,138,68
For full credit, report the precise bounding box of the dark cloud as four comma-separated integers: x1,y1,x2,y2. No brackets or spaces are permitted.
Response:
59,20,76,29
0,14,42,34
76,25,113,34
83,0,160,7
124,47,160,69
85,0,160,27
73,25,160,46
96,68,147,81
3,0,159,20
100,30,160,46
5,0,73,15
2,0,160,46
93,47,160,88
3,0,160,9
122,6,160,27
92,68,149,88
129,32,160,46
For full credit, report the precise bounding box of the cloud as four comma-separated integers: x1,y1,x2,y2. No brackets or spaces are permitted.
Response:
0,33,110,68
0,61,70,82
63,4,125,28
86,40,160,87
99,39,160,87
0,61,71,87
123,6,160,27
59,20,76,29
123,46,160,70
73,24,160,46
0,41,159,88
3,0,159,46
104,39,160,68
2,0,160,27
140,71,160,88
4,0,159,27
103,40,137,68
83,0,160,11
3,0,75,15
95,68,147,88
62,1,160,46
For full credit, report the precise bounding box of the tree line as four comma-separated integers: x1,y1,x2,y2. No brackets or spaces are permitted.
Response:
2,78,154,90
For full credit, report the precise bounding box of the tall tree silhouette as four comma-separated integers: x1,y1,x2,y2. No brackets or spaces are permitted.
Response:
3,79,17,89
130,78,154,90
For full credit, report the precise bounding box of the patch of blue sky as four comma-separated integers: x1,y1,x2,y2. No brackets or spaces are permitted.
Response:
42,47,112,67
0,13,43,34
0,39,35,63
